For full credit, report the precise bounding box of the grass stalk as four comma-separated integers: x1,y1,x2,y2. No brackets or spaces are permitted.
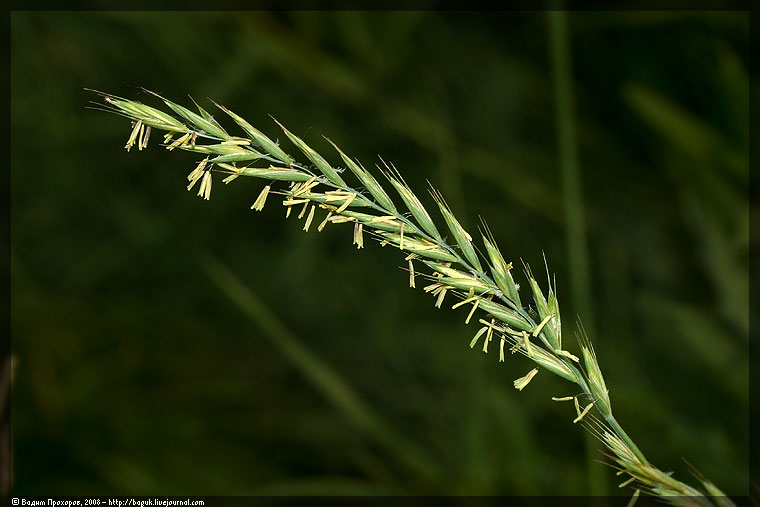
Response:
89,88,734,504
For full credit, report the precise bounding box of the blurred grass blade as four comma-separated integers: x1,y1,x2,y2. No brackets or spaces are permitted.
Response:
199,254,439,483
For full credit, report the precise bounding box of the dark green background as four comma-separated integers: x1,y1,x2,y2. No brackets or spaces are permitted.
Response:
10,11,749,497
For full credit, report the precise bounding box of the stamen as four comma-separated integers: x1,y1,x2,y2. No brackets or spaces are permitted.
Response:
328,215,355,224
167,132,191,151
298,201,309,219
303,205,315,231
198,171,212,200
293,176,319,196
336,193,356,213
222,166,243,184
532,315,553,337
522,331,533,357
573,402,593,423
465,298,479,324
141,125,151,150
452,296,477,310
556,350,580,362
137,123,145,151
513,368,539,391
619,477,636,489
318,211,333,232
470,326,488,349
353,222,364,249
251,185,270,211
282,199,310,206
434,287,447,308
124,120,142,152
186,158,209,191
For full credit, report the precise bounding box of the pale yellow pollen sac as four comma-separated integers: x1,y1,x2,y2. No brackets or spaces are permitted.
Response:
627,489,640,507
163,132,175,144
318,211,333,232
499,336,506,362
124,120,143,152
423,282,441,293
478,318,505,334
140,125,151,150
451,295,477,310
136,123,145,151
618,477,636,489
551,396,575,402
514,368,539,391
465,298,479,324
573,402,593,423
532,315,553,338
251,185,270,212
167,132,191,151
400,223,405,250
186,157,209,190
574,396,581,416
482,326,492,353
303,205,316,231
221,137,250,146
368,215,397,224
336,193,356,213
408,258,416,288
198,171,212,200
435,287,448,308
297,201,309,219
351,222,364,249
282,198,309,206
556,350,580,362
522,331,534,357
293,176,319,197
470,326,488,349
222,166,243,184
328,215,355,224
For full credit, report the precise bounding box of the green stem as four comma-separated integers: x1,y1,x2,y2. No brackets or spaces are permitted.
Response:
604,415,649,466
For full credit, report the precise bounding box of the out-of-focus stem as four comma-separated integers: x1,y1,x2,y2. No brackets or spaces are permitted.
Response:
548,8,606,497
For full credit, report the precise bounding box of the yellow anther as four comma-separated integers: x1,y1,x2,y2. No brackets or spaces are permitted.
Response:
532,315,553,337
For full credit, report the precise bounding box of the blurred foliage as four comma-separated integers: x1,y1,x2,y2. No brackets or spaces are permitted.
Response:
10,11,749,497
